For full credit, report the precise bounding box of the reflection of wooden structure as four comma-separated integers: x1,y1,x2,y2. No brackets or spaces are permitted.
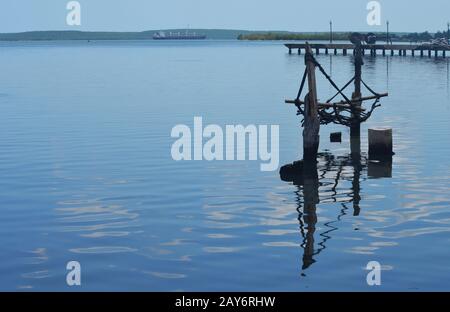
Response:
280,152,392,271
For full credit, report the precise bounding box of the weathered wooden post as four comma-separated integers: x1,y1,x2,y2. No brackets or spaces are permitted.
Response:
350,41,363,155
368,127,393,179
303,43,320,161
349,42,363,209
368,128,393,159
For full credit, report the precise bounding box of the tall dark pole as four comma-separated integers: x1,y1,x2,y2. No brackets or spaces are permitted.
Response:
447,22,449,43
303,43,320,161
330,21,333,43
386,20,390,44
350,41,363,156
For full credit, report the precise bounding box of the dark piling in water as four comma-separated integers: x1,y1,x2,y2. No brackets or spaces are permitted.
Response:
368,128,393,159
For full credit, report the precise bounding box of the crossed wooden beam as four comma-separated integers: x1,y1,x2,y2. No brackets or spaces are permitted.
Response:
285,93,388,111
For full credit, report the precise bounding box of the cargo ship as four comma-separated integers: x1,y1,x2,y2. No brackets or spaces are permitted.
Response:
153,31,206,40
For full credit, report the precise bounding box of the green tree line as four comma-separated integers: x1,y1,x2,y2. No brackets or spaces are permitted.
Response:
238,30,450,42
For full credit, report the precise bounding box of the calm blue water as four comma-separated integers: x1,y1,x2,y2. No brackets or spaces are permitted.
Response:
0,40,449,291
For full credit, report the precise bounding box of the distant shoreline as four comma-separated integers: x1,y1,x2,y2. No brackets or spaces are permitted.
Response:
0,30,250,41
0,29,447,42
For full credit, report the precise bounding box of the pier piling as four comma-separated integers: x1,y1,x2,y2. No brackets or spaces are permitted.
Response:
368,128,393,159
303,44,320,161
350,43,363,155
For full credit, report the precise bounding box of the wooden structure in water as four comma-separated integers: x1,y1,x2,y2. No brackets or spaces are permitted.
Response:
285,43,450,57
284,41,388,160
280,40,392,272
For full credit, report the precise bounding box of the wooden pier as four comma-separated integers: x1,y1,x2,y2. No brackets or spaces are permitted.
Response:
285,43,450,57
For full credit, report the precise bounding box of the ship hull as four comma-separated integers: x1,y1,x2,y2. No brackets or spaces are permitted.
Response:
153,35,206,40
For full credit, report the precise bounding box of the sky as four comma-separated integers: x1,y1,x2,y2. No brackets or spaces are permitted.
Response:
0,0,449,33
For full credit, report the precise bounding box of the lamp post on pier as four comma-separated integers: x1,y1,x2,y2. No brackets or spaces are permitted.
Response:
330,21,333,43
386,20,390,44
447,22,449,43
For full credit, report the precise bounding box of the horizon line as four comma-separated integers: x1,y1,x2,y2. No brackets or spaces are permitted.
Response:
0,28,447,35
